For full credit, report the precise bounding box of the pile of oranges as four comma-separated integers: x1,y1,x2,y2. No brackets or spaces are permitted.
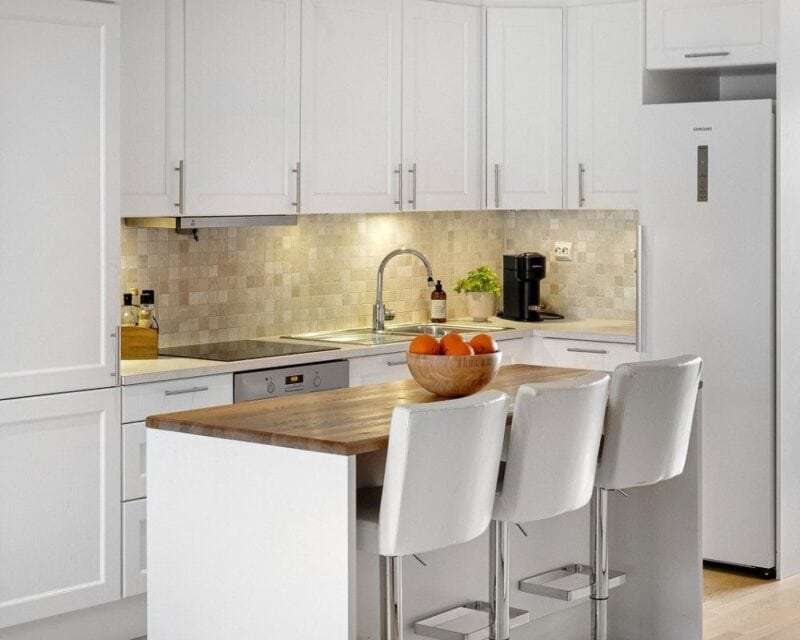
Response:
408,332,498,356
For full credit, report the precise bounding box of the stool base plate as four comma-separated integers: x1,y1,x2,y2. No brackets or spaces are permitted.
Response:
519,563,626,601
414,601,530,640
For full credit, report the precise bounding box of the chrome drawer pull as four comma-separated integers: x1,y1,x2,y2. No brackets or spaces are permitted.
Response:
164,385,210,396
684,51,730,59
566,348,608,355
386,360,407,367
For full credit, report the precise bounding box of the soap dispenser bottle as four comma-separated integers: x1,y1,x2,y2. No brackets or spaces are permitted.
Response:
431,280,447,323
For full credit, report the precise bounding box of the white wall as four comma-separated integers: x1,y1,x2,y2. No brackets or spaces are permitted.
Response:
777,0,800,579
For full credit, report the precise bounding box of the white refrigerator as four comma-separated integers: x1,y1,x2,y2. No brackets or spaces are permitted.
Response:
640,99,775,572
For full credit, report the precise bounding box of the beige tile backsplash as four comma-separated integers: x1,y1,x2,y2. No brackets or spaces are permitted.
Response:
121,209,636,347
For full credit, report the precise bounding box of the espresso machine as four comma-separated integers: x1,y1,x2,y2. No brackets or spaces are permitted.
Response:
502,252,561,322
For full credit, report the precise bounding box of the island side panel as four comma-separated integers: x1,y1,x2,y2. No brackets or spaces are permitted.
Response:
147,429,357,640
608,392,703,640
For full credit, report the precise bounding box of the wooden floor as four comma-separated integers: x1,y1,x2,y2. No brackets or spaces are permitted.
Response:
704,567,800,639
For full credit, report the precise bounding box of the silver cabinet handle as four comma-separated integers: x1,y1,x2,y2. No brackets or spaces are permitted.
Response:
578,163,586,208
393,163,403,210
566,347,608,355
494,163,501,208
291,162,301,213
164,386,210,396
685,51,730,59
636,224,643,353
174,160,185,214
386,360,407,367
111,327,120,384
407,163,417,210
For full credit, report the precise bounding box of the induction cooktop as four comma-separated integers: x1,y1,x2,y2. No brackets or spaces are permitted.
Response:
158,340,340,362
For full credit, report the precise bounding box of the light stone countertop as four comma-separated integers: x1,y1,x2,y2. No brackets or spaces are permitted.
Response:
121,317,635,385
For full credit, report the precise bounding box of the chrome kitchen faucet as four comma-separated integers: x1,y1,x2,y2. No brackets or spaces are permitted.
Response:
373,248,435,332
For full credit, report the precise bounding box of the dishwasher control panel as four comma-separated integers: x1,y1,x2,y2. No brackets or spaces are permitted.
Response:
234,360,350,402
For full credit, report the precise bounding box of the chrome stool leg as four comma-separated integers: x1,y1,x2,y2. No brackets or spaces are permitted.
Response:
382,555,403,640
489,520,511,640
591,488,609,640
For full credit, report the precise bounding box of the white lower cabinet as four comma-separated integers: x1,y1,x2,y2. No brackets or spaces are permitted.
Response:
122,373,233,423
0,388,121,629
123,499,148,599
496,336,534,365
349,352,412,387
538,337,638,372
123,422,147,502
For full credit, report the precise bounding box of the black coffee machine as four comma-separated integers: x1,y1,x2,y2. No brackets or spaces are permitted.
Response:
502,253,548,322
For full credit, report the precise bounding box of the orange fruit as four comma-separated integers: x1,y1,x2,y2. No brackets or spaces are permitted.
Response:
443,340,474,356
469,334,498,355
439,332,465,354
409,334,441,355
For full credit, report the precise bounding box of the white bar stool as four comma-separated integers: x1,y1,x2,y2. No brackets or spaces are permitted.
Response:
488,372,611,640
356,390,509,640
590,355,702,640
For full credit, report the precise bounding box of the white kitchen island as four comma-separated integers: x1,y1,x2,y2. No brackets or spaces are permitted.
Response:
147,365,701,640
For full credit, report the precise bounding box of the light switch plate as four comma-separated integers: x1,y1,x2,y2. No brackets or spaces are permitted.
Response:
554,241,573,261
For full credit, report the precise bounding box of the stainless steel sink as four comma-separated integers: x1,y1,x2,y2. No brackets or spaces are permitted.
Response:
283,323,509,346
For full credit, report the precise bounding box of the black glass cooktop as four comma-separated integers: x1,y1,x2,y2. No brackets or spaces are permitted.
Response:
159,340,340,362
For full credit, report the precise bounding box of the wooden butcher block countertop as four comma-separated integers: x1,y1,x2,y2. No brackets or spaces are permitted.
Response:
146,364,589,455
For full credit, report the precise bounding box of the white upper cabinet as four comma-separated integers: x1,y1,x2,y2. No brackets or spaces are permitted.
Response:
301,0,402,213
646,0,778,70
0,0,119,400
567,1,641,210
402,0,482,211
486,8,564,210
185,0,301,215
0,388,121,628
121,0,183,216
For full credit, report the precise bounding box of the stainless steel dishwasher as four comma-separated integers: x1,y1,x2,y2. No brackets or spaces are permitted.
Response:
233,360,350,402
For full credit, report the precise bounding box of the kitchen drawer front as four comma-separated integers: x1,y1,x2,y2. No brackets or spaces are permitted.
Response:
539,338,638,372
349,352,413,387
123,498,147,598
496,337,534,366
123,422,147,501
122,373,233,423
646,0,778,70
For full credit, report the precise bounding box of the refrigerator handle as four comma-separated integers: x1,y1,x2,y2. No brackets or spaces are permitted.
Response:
636,224,643,353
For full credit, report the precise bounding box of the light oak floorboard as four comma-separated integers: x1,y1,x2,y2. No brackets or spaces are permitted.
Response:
704,568,800,639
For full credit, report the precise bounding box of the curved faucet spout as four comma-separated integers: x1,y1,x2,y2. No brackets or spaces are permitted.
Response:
373,248,435,331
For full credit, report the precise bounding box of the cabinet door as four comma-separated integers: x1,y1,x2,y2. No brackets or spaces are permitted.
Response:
184,0,301,215
486,8,563,210
646,0,778,70
567,2,641,210
301,0,403,213
539,338,637,372
0,388,121,628
402,0,481,211
121,0,184,216
123,499,148,598
0,0,120,400
123,422,147,501
496,337,534,366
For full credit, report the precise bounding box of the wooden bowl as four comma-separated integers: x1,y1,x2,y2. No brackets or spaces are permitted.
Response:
406,351,502,397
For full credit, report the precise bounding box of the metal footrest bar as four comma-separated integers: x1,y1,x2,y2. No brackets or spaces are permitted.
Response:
518,563,626,602
414,600,530,640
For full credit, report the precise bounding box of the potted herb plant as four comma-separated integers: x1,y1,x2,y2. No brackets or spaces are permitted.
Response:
454,265,502,322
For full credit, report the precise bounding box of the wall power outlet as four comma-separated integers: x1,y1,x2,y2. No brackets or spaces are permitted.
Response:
554,241,573,261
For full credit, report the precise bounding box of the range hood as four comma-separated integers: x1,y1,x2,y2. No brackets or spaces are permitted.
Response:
123,215,297,230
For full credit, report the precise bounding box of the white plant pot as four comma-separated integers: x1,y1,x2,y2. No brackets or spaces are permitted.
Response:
465,292,495,322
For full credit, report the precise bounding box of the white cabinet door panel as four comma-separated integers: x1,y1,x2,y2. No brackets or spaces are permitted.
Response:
123,499,148,598
486,8,563,210
301,0,402,213
0,0,119,400
646,0,778,70
123,422,148,501
496,337,534,366
184,0,301,215
0,388,121,628
122,373,233,423
121,0,184,216
567,1,641,210
349,352,412,387
539,338,638,372
402,0,481,211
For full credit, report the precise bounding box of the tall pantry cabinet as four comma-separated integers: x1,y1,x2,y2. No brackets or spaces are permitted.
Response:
0,0,122,630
